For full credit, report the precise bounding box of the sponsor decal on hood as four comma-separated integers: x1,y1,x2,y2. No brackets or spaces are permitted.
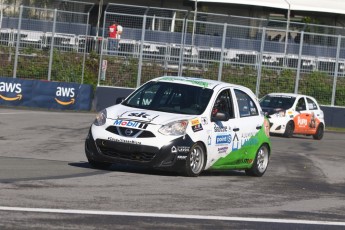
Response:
107,106,196,125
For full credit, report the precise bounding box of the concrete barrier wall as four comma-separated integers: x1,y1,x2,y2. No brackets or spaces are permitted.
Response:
321,106,345,128
94,86,134,111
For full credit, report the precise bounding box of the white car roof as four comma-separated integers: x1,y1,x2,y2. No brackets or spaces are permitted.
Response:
265,93,320,102
267,93,306,98
152,76,247,90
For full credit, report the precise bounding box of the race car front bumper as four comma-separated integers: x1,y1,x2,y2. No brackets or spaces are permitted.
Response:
267,117,289,134
85,129,194,170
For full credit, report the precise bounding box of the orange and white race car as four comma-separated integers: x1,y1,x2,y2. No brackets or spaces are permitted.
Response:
260,93,325,140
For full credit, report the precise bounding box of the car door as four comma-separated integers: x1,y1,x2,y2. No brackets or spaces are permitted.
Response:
305,96,323,134
208,88,239,166
293,96,311,134
233,88,263,158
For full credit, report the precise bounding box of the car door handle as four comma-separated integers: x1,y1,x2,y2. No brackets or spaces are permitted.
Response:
256,126,262,130
233,128,240,132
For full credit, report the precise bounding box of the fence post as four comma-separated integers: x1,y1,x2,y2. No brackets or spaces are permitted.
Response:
178,13,188,76
331,35,342,106
81,12,90,84
12,5,23,79
218,23,227,81
295,31,304,94
0,2,3,28
48,9,57,81
255,27,266,97
137,12,148,88
97,11,108,86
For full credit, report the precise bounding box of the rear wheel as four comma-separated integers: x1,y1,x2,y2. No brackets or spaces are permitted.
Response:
284,121,294,138
183,143,206,177
313,123,324,140
245,144,270,177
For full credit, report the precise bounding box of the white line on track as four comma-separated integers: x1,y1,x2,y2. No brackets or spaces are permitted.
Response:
0,206,345,226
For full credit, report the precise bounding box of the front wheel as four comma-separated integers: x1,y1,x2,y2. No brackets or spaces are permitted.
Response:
313,123,324,140
284,121,294,138
245,144,270,177
183,143,206,177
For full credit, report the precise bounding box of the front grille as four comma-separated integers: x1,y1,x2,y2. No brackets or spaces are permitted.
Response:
106,126,119,135
96,139,158,162
106,126,155,138
138,131,155,138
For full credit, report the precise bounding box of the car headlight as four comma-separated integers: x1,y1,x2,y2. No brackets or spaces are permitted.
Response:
93,109,107,126
159,120,188,136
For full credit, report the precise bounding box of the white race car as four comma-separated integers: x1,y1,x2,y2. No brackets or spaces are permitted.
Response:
85,76,271,177
260,93,325,140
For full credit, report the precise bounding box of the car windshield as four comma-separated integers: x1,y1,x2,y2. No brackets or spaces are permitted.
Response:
260,95,296,110
122,81,213,115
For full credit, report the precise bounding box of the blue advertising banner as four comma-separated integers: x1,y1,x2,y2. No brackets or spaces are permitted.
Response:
0,77,93,111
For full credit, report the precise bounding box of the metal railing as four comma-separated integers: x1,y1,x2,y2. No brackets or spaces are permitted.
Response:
1,3,345,107
97,4,345,107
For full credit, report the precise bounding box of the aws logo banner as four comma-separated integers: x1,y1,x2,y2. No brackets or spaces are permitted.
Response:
0,78,34,106
55,87,76,106
0,77,92,111
34,80,92,110
0,82,23,101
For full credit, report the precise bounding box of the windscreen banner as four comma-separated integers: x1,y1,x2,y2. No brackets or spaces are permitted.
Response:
0,77,93,111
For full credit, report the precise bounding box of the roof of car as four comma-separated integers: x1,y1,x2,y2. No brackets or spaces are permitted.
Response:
267,93,306,97
152,76,243,90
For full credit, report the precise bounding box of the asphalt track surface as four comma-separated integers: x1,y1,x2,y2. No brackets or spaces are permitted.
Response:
0,107,344,229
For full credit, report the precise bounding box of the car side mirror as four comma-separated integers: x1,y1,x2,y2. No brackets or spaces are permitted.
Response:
212,112,230,122
116,97,125,104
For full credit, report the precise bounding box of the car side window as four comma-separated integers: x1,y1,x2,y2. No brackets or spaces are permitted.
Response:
306,97,318,110
234,89,259,118
296,98,306,111
211,89,234,119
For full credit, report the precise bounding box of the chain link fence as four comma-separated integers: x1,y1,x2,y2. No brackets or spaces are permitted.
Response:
0,3,93,83
2,3,345,107
98,3,345,107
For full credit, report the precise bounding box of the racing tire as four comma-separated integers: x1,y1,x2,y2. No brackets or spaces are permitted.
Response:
313,123,324,140
245,144,270,177
284,121,294,138
183,143,206,177
87,158,112,170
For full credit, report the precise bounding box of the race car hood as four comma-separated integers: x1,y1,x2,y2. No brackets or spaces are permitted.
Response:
262,107,285,116
105,104,196,125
